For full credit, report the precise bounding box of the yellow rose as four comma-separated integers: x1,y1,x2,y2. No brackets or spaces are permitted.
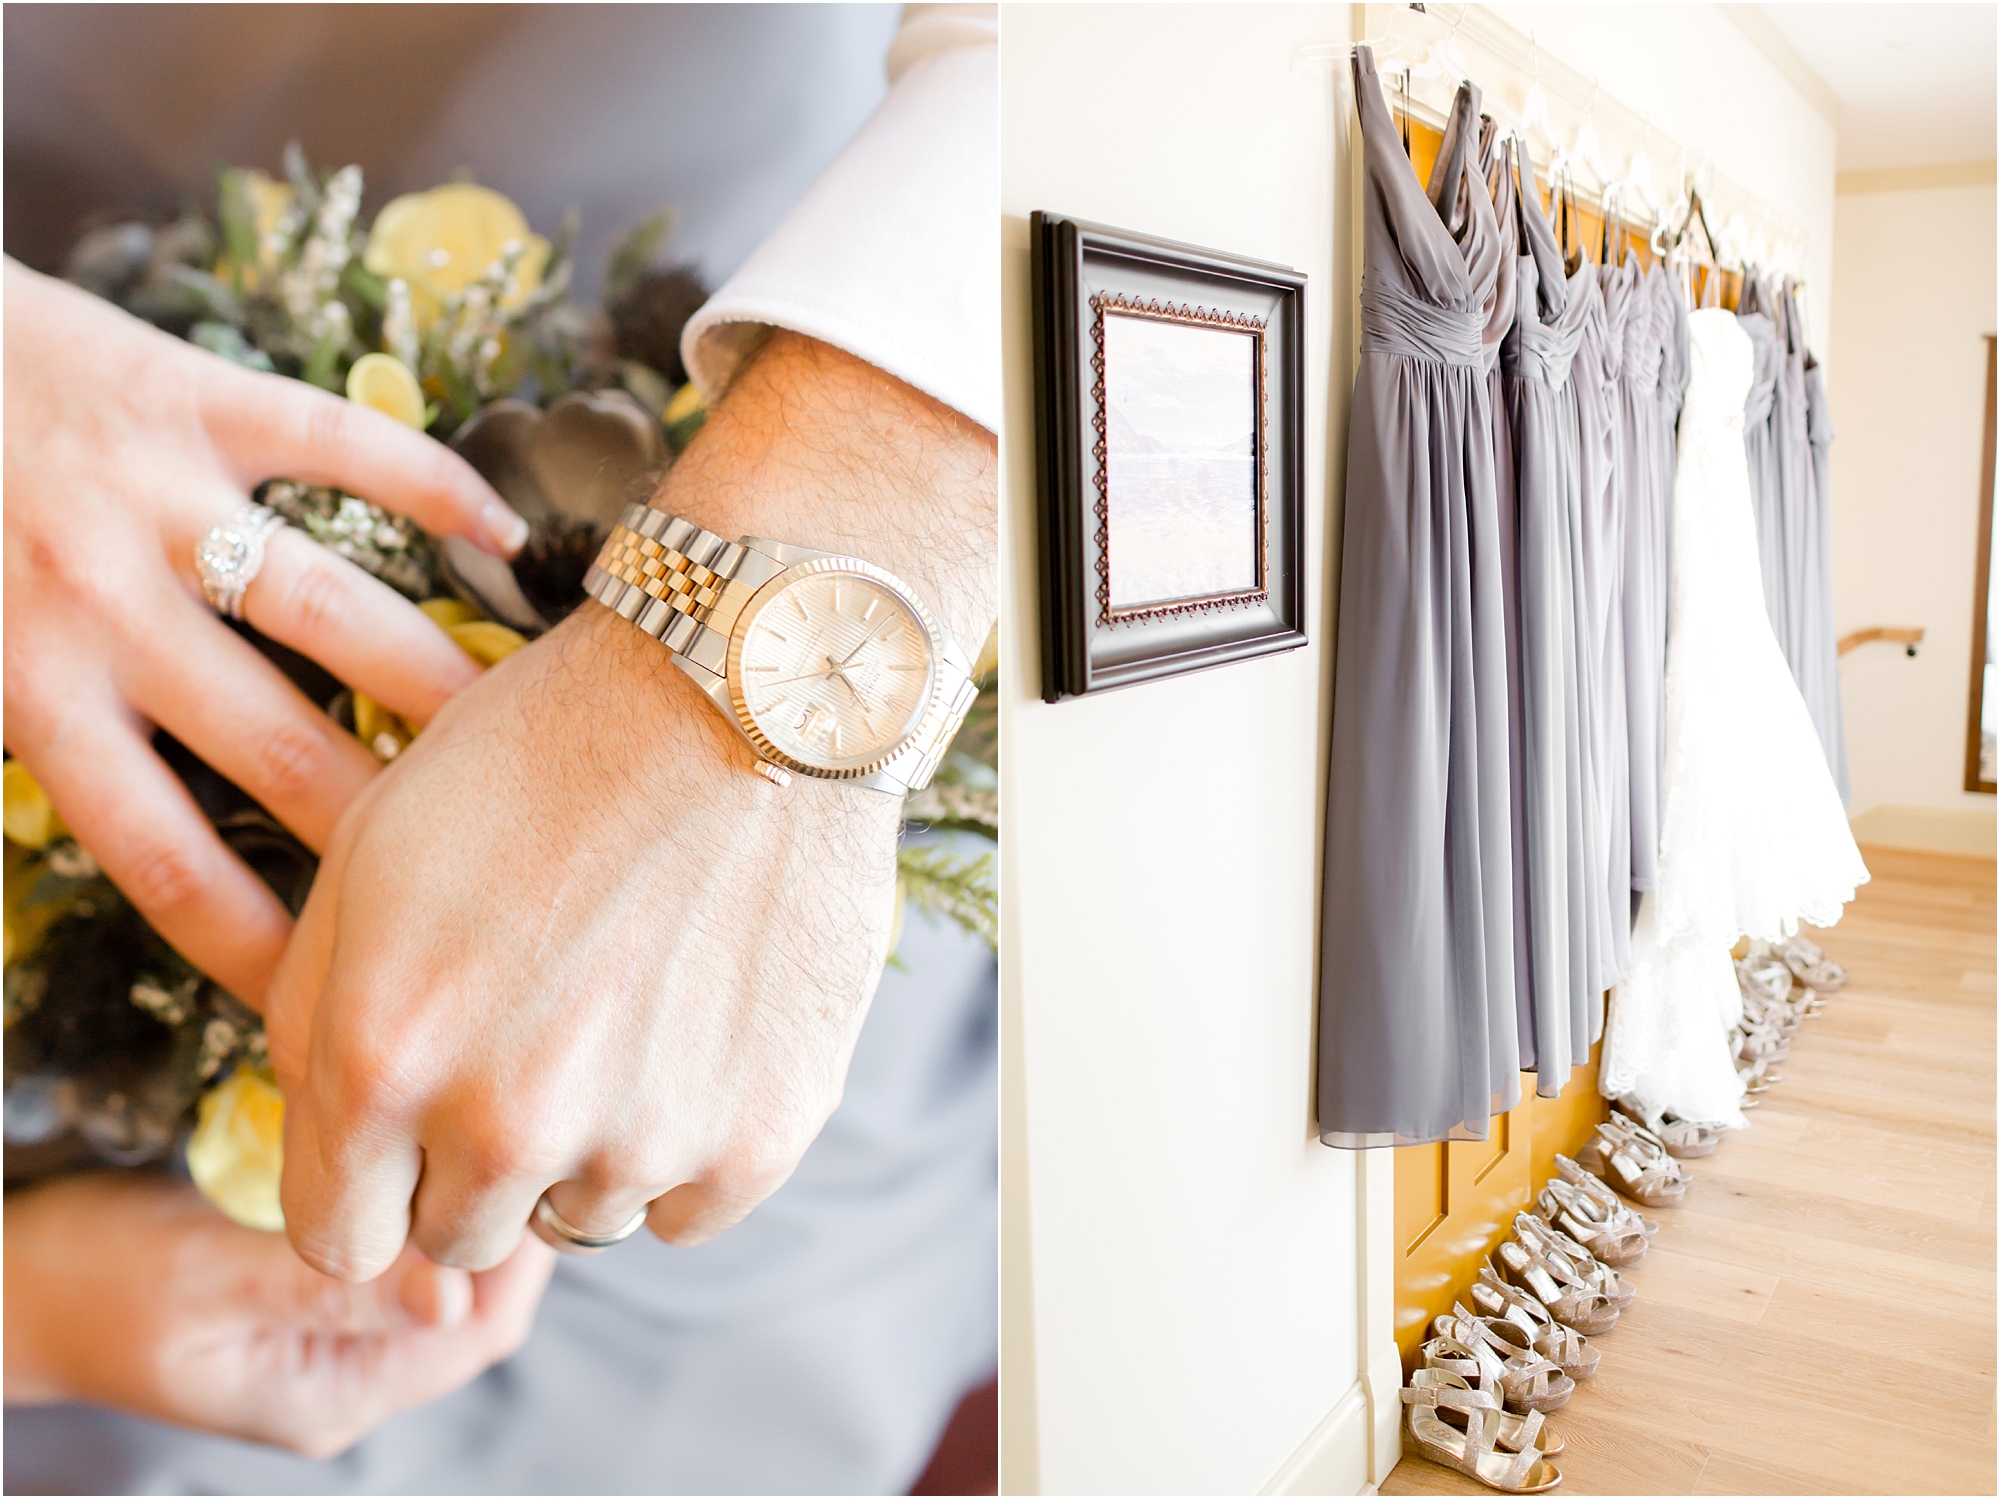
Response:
214,170,296,292
364,183,549,325
346,352,427,429
664,381,707,426
352,615,527,761
446,619,529,667
2,760,63,850
187,1065,286,1232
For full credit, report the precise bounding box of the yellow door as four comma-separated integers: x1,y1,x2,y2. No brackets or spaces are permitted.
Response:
1391,1046,1608,1365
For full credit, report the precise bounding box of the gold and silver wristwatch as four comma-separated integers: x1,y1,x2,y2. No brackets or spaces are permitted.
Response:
582,503,977,794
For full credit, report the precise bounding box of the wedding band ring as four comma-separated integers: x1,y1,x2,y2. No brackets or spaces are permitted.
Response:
195,503,287,619
529,1192,649,1255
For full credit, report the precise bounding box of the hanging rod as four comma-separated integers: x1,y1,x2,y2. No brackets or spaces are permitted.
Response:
1295,4,1812,278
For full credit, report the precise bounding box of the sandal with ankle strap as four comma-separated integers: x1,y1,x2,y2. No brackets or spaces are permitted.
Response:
1553,1154,1660,1242
1432,1306,1575,1415
1578,1121,1689,1209
1614,1098,1724,1160
1473,1308,1600,1384
1494,1230,1618,1337
1536,1178,1649,1266
1736,951,1795,1005
1408,1366,1565,1457
1518,1220,1635,1311
1469,1268,1600,1380
1510,1215,1624,1331
1401,1381,1563,1492
1777,934,1847,991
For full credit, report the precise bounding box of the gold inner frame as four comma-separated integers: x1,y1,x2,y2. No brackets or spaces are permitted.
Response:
1088,292,1271,626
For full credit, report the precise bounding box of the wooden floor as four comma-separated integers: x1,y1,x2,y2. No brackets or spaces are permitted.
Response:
1381,845,1997,1497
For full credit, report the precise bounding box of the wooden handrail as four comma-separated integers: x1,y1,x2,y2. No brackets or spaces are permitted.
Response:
1838,625,1926,657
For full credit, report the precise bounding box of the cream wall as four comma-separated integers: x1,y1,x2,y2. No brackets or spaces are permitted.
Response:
1000,6,1361,1494
1829,181,1998,832
1001,6,1848,1495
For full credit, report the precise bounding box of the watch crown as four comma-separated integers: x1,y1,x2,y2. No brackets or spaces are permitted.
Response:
754,761,793,788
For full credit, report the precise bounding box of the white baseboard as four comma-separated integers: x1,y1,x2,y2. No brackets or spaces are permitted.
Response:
1849,803,1996,857
1259,1367,1400,1496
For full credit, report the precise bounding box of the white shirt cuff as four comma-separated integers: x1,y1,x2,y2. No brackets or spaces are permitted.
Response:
681,8,998,435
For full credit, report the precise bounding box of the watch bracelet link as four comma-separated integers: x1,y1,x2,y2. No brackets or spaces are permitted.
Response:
581,503,975,792
581,503,781,677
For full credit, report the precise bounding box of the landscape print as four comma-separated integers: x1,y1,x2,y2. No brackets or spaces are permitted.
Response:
1099,308,1262,615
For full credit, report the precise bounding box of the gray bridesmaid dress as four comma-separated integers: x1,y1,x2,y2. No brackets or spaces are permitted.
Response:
1802,339,1851,802
1479,125,1536,1065
1616,257,1670,903
1657,268,1692,657
1592,250,1656,911
1319,50,1519,1146
1499,143,1602,1090
1763,277,1851,800
1738,306,1786,651
1572,244,1632,984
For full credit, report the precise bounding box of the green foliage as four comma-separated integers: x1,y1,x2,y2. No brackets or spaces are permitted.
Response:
895,844,997,953
215,169,262,281
189,322,274,372
664,404,708,455
604,208,675,305
894,658,999,955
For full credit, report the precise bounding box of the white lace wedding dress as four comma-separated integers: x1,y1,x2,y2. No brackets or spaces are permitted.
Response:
1601,307,1869,1127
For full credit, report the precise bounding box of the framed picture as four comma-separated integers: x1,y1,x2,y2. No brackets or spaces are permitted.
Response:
1031,212,1306,702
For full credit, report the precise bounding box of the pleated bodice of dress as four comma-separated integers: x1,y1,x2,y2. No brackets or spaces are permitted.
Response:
1319,47,1519,1146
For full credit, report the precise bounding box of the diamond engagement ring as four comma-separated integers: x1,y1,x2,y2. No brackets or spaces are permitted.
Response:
529,1191,650,1255
195,503,286,619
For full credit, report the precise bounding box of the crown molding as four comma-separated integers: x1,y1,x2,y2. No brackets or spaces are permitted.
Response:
1718,4,1843,129
1836,160,1998,196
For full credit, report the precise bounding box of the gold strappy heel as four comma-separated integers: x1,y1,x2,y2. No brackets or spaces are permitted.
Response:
1777,933,1848,991
1554,1153,1660,1242
1577,1119,1689,1208
1431,1306,1575,1414
1408,1366,1566,1457
1613,1097,1724,1159
1520,1217,1635,1311
1536,1177,1649,1266
1496,1219,1619,1336
1401,1381,1563,1492
1468,1268,1601,1380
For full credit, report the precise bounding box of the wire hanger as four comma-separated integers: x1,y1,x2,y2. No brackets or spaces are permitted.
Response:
1517,30,1554,151
1608,117,1657,232
1570,78,1607,191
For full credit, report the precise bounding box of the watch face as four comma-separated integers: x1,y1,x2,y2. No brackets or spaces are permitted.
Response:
735,567,938,773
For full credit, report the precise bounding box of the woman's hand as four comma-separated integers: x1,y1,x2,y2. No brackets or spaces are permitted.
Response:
2,259,526,1006
3,1173,554,1457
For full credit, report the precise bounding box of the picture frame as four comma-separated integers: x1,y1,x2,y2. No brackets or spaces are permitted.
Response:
1031,212,1306,702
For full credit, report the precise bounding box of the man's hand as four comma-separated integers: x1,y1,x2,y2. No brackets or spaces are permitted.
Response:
266,331,996,1278
4,1174,553,1456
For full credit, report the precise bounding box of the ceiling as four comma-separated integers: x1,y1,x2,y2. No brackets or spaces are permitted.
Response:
1759,2,1997,172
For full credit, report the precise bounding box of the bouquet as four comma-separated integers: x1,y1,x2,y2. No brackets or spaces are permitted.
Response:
3,148,996,1231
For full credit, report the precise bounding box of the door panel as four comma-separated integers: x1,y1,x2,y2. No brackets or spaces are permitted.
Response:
1390,1045,1607,1366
